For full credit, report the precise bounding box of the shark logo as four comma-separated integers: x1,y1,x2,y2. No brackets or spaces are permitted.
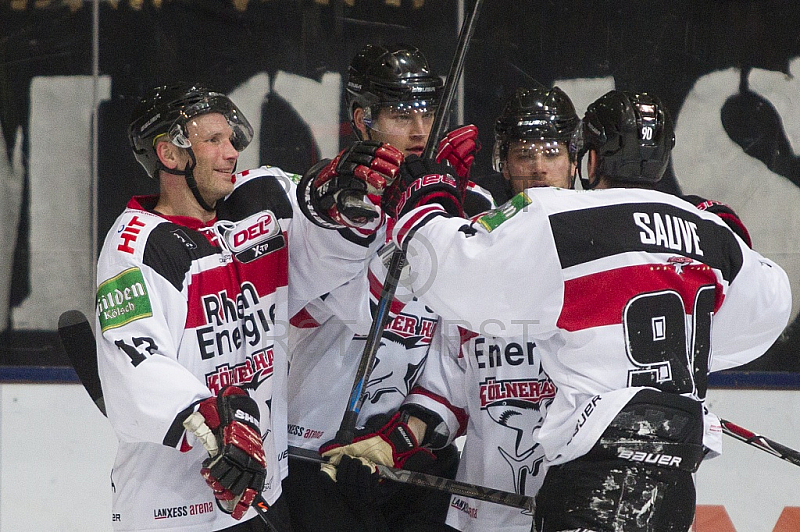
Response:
484,381,554,505
363,351,426,405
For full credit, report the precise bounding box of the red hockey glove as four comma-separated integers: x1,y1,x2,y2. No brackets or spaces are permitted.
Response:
319,412,436,482
297,141,404,230
195,386,266,520
683,195,752,248
436,124,480,181
382,156,464,219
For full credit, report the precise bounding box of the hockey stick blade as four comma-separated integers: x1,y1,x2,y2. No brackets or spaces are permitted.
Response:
288,445,534,512
58,309,106,415
56,309,278,531
720,418,800,468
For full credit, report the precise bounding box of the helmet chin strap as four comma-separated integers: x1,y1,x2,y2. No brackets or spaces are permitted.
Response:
576,152,600,190
170,149,217,212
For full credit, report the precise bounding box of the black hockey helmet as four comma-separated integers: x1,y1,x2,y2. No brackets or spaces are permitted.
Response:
492,86,580,172
577,90,675,189
128,82,253,178
346,43,443,135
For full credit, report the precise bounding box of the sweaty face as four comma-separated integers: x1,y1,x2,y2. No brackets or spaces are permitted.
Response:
356,104,435,157
502,139,575,194
181,112,240,204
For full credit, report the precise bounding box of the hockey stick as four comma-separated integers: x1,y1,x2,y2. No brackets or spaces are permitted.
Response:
56,310,279,531
334,0,485,446
288,445,534,512
720,418,800,468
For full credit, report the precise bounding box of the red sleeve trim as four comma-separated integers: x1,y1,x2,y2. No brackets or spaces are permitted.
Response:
290,307,320,328
408,386,469,437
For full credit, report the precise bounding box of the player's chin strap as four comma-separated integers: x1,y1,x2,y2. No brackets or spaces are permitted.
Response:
169,149,217,212
576,150,600,190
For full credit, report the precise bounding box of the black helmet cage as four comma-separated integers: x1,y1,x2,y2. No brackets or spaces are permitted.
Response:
346,44,443,137
492,86,580,173
577,90,675,188
128,83,254,178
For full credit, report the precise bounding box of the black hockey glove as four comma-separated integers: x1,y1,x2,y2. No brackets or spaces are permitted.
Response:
382,155,464,219
297,140,404,230
436,124,480,180
682,194,752,248
195,386,266,520
318,412,436,482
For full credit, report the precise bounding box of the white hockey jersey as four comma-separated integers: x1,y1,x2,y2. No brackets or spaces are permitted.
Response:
287,243,438,452
96,166,381,531
403,320,554,532
391,187,791,467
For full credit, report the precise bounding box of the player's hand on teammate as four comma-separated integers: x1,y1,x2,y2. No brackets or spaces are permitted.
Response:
682,194,752,248
185,386,267,520
298,140,404,230
382,156,464,219
436,124,480,180
318,412,436,482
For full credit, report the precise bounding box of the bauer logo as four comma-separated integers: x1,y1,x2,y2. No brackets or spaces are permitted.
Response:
96,267,153,332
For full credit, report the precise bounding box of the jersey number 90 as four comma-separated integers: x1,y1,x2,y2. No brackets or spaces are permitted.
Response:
622,286,714,399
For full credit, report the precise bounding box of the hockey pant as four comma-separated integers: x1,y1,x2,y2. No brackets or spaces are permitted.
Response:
534,389,705,532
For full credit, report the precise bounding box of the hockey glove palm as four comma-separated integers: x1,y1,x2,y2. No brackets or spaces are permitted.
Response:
189,386,266,520
382,156,464,219
319,412,436,482
683,195,752,248
436,124,480,180
298,141,404,230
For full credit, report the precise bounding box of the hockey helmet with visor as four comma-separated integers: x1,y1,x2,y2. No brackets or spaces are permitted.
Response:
346,44,443,137
128,82,253,179
492,86,580,173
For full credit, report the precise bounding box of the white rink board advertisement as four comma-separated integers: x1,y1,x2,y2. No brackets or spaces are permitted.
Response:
1,383,798,531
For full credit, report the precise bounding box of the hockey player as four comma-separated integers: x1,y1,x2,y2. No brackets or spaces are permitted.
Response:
322,90,792,531
478,86,579,205
357,85,581,532
282,43,485,532
96,83,402,532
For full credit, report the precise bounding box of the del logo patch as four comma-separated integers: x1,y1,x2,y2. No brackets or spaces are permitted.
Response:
476,192,532,232
222,211,285,263
96,267,153,332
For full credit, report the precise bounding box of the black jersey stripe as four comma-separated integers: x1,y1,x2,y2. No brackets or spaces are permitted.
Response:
549,202,744,283
143,224,218,292
218,173,294,222
164,403,197,448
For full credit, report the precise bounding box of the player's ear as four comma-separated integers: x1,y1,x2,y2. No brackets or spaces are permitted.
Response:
353,107,369,138
155,139,182,171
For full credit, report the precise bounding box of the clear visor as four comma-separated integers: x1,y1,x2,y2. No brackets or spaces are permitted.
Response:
167,95,253,151
493,139,569,172
363,100,438,136
507,139,567,159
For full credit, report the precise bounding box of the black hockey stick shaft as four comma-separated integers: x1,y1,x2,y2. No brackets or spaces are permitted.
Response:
720,418,800,467
56,310,278,531
335,246,404,443
422,0,483,161
334,0,485,446
289,445,534,512
58,309,106,415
